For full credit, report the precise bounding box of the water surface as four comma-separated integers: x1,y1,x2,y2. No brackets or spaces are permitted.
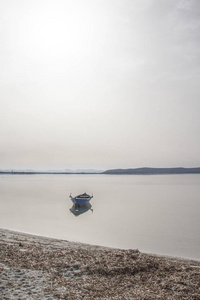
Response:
0,174,200,260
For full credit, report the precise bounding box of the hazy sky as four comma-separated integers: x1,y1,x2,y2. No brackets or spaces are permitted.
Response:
0,0,200,170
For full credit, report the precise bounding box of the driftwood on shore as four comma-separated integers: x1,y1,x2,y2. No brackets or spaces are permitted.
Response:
0,229,200,299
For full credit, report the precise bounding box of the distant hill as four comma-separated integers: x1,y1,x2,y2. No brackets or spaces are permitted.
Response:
103,167,200,175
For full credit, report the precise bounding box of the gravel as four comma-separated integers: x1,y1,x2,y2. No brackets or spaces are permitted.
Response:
0,228,200,299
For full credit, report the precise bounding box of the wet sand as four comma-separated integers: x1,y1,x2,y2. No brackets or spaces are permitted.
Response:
0,228,200,299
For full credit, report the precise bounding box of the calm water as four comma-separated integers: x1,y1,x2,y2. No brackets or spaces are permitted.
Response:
0,174,200,260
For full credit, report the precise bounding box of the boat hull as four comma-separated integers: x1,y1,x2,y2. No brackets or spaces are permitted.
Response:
70,193,93,207
71,197,91,206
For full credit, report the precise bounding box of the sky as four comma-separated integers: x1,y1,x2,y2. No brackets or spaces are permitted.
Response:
0,0,200,170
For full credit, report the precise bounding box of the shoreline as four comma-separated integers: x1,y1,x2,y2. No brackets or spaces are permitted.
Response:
1,228,200,299
1,166,200,175
1,227,199,262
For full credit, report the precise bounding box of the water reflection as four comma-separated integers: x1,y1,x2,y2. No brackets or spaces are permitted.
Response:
70,203,93,217
1,174,200,259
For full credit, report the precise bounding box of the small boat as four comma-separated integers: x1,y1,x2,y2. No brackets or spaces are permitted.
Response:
70,192,93,207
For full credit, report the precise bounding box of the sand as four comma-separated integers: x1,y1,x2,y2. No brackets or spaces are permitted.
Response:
0,228,200,299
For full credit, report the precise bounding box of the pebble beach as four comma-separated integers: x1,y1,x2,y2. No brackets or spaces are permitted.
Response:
0,228,200,299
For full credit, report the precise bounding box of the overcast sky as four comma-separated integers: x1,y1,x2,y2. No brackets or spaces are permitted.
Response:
0,0,200,170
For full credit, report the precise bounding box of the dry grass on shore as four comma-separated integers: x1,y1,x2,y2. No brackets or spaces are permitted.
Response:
0,229,200,299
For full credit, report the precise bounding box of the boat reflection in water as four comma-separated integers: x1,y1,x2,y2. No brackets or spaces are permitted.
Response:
70,202,93,217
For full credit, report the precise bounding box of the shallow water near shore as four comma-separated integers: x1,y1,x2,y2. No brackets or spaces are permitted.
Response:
0,174,200,260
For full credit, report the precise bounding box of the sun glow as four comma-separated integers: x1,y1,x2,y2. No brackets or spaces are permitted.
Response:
16,2,106,65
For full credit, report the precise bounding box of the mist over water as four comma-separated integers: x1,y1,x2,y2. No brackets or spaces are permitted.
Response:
0,174,200,260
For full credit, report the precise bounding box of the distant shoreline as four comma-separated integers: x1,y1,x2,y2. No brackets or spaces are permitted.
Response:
1,167,200,175
0,172,100,175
